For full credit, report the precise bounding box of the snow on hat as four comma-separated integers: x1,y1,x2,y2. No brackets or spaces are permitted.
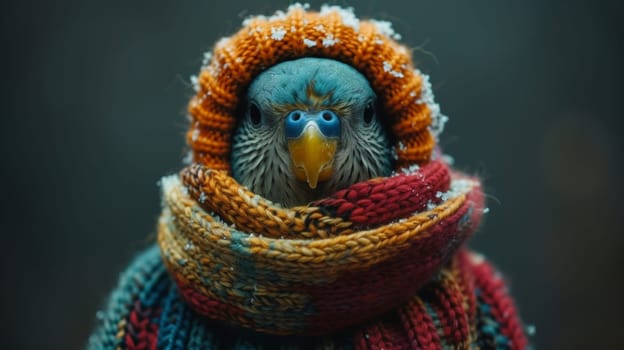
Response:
187,4,446,171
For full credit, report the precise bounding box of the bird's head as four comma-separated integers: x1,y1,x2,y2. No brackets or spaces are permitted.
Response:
231,57,393,207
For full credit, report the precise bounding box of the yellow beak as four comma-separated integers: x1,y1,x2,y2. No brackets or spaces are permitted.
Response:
287,124,338,189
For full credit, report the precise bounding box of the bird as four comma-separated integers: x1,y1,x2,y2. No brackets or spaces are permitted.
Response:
231,57,393,207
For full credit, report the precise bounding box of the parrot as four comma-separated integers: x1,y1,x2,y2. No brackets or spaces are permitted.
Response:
231,57,393,207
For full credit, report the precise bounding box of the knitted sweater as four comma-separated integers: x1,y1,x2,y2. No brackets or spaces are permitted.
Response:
89,245,525,349
88,5,527,349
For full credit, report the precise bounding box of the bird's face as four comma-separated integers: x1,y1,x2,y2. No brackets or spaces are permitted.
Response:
231,57,392,207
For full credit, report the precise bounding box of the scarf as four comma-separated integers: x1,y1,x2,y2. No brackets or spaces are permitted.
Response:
88,161,528,349
148,160,528,348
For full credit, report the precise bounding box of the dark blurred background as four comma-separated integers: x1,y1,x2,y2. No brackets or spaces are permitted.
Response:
1,0,622,348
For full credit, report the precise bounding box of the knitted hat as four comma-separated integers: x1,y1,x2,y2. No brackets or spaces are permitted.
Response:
187,4,446,172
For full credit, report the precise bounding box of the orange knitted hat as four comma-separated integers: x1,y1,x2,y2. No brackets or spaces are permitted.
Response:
187,4,446,172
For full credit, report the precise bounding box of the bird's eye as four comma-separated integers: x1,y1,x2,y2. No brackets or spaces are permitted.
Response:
249,103,262,127
363,101,375,125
